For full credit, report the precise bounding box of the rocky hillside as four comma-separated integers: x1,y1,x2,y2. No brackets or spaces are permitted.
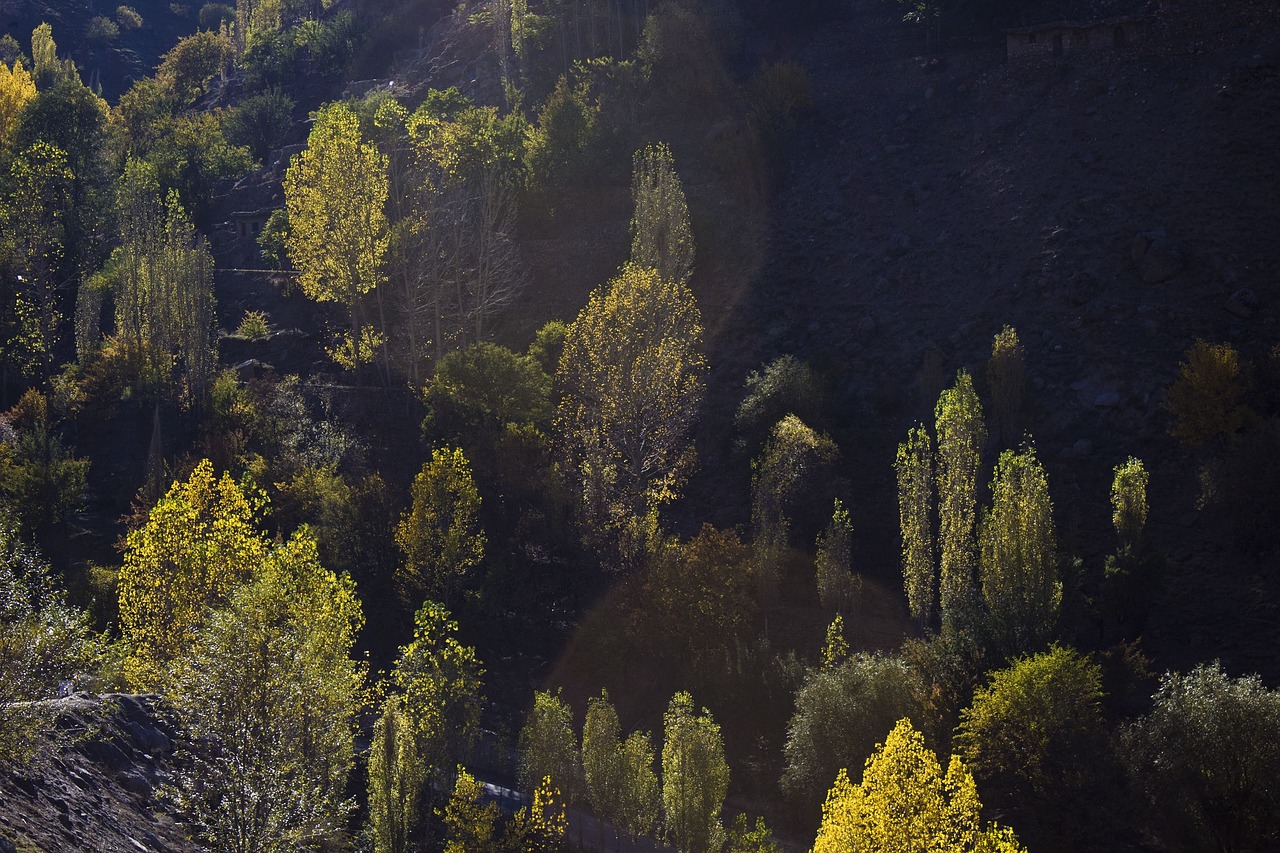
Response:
0,694,198,853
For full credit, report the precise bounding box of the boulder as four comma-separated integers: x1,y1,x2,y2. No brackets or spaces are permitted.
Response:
1133,229,1184,283
1225,287,1259,318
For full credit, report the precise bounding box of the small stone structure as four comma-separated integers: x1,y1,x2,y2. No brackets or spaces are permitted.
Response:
1006,16,1146,62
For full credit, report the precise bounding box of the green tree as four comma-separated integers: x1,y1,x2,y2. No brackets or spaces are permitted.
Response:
0,390,89,540
617,730,661,839
111,159,218,401
725,814,781,853
751,414,838,598
427,342,551,430
987,325,1026,447
895,425,935,629
662,692,729,853
582,689,624,820
935,371,985,630
1111,456,1148,552
2,141,72,384
441,767,499,853
1125,663,1280,853
979,446,1059,653
1165,339,1253,447
395,447,486,608
629,142,694,285
781,653,923,814
368,695,425,853
813,718,1026,853
955,646,1106,847
733,354,823,457
165,531,366,852
0,509,99,766
392,601,485,780
555,263,706,562
518,689,583,802
816,499,859,614
30,24,77,88
118,459,268,687
155,30,235,105
284,102,388,371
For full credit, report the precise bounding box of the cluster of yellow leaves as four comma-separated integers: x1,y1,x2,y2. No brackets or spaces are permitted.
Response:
814,718,1025,853
118,459,267,687
0,58,36,151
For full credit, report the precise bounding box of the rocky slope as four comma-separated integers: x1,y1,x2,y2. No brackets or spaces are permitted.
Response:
0,694,198,853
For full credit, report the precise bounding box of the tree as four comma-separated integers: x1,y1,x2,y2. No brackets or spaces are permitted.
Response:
987,325,1026,447
630,142,694,285
519,689,583,803
0,508,98,766
441,766,499,853
816,499,859,614
1166,339,1252,447
155,31,235,105
582,690,624,820
643,525,756,660
895,425,935,629
427,342,551,430
662,692,729,853
395,447,486,608
284,102,388,371
954,646,1106,847
30,24,77,88
555,263,706,561
112,159,217,401
165,531,366,853
935,371,985,630
0,58,36,151
617,730,661,840
781,654,923,814
813,718,1026,853
751,414,838,597
1125,663,1280,853
392,601,485,780
1110,456,1148,552
2,141,72,384
979,446,1059,653
118,459,268,688
504,776,569,853
733,354,823,456
0,390,89,540
368,695,425,853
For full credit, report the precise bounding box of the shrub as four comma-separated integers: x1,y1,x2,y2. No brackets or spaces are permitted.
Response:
116,6,144,29
85,16,120,42
1165,339,1252,446
236,310,271,340
735,355,824,455
197,2,233,29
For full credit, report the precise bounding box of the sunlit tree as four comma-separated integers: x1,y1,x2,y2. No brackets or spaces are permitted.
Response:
662,692,728,853
395,447,485,608
630,142,694,284
935,371,984,629
895,425,934,629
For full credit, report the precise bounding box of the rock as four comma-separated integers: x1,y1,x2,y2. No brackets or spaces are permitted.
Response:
0,836,16,853
1131,231,1153,264
1137,231,1184,283
118,771,152,798
1094,391,1123,407
886,233,911,257
1225,287,1259,318
233,359,263,381
1060,439,1094,460
856,315,877,338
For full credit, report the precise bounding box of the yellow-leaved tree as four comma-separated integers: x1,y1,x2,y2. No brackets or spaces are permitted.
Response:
118,459,268,687
395,447,486,609
0,58,36,151
555,263,706,565
813,718,1026,853
284,102,389,372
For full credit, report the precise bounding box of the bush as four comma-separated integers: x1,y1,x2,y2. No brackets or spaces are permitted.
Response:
1125,663,1280,852
236,310,271,340
197,2,233,29
781,653,924,818
735,355,824,455
116,6,144,29
85,16,120,42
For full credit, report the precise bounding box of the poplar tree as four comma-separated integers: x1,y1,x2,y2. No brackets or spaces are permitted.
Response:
0,58,36,150
813,718,1026,853
630,142,694,284
518,689,583,803
395,447,485,608
935,371,985,629
617,731,661,840
284,102,389,371
895,425,934,629
979,446,1059,653
1111,457,1149,552
555,264,706,561
815,499,858,614
368,696,425,853
662,692,729,853
987,325,1026,447
118,459,267,688
582,690,624,819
